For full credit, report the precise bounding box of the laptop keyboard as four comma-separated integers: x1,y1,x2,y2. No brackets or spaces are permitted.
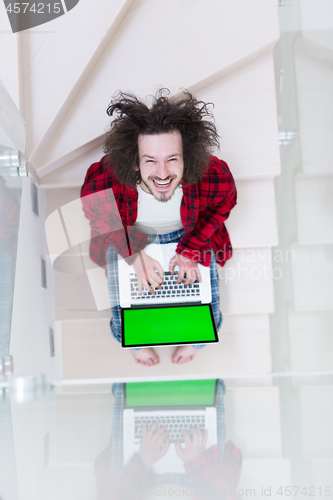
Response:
134,414,206,444
130,271,200,301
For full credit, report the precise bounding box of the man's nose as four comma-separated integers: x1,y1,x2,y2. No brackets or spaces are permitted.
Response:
156,162,169,179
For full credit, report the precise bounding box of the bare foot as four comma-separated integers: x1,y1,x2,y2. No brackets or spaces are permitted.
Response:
131,348,160,367
172,345,197,364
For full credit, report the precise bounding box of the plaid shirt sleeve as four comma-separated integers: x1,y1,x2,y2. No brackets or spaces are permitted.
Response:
184,441,243,500
81,158,148,267
94,443,155,500
177,157,237,267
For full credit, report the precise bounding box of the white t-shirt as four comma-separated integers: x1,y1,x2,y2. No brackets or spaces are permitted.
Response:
134,184,184,235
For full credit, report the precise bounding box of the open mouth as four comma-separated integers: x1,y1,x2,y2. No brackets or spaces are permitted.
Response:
152,178,173,189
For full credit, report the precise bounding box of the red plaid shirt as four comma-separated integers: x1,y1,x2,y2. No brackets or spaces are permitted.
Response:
81,155,237,267
94,440,242,500
184,441,243,500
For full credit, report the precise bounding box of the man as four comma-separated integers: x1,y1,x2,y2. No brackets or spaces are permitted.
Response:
81,89,237,366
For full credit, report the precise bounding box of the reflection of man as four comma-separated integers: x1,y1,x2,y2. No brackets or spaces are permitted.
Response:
81,90,237,366
94,382,242,500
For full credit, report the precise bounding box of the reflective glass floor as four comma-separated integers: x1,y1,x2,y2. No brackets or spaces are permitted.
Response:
1,373,333,500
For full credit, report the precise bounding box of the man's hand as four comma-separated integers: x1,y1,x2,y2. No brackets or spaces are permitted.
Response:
133,251,164,294
175,428,208,463
169,253,201,285
139,420,170,468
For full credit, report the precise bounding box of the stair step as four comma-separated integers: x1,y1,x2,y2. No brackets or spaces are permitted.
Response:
310,458,333,486
295,174,333,245
295,37,333,175
224,386,282,458
291,244,333,312
238,458,291,498
220,248,275,315
299,1,333,52
197,51,280,180
288,310,333,372
49,464,95,500
61,314,272,380
300,385,333,458
41,145,105,189
23,0,131,161
226,179,278,248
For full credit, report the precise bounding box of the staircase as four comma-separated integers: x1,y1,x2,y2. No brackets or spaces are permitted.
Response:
27,0,280,380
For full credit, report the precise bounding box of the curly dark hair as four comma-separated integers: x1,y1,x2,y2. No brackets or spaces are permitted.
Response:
103,89,220,186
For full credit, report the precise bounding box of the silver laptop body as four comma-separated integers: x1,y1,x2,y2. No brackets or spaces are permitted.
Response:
123,381,218,474
118,243,211,308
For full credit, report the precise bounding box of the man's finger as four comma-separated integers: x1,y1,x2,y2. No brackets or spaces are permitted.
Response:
153,424,168,441
176,268,185,284
190,427,201,442
138,280,143,295
181,429,192,446
188,427,195,446
143,279,155,295
152,271,164,285
182,269,195,286
156,428,169,446
183,267,200,286
147,420,159,436
160,436,170,457
203,429,208,448
169,255,177,276
142,421,147,437
154,261,165,282
148,273,163,290
175,439,184,458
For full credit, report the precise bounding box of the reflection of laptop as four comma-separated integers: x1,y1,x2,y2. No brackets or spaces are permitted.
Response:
118,243,211,308
123,380,218,473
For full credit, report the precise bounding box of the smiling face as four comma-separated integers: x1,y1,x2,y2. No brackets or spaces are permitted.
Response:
137,130,184,202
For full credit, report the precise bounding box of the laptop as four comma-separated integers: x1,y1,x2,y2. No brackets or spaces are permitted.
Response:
123,379,218,473
118,242,212,308
118,242,219,348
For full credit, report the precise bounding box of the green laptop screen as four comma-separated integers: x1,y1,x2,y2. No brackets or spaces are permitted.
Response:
126,379,217,407
122,304,217,347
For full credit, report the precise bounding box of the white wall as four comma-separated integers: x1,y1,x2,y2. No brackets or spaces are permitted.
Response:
10,177,62,381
